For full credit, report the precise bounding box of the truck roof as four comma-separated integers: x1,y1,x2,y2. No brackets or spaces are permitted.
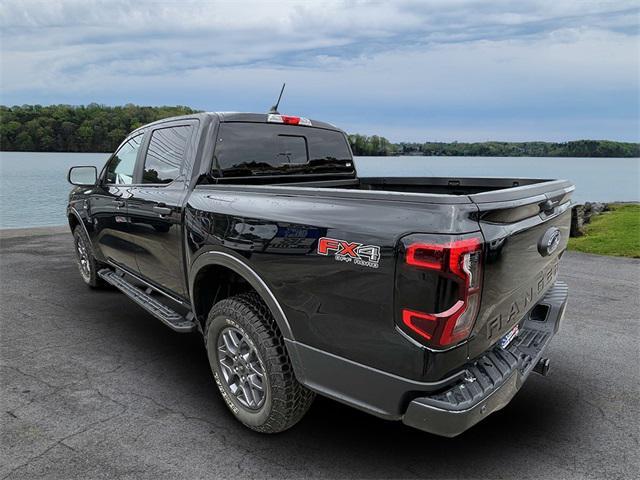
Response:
132,112,342,135
215,112,340,131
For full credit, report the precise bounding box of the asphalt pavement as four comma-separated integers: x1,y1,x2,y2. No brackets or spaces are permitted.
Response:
1,229,638,479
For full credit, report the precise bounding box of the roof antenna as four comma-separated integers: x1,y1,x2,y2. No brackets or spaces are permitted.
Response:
269,83,286,114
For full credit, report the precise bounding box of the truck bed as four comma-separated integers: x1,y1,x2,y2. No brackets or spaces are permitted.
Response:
206,176,573,205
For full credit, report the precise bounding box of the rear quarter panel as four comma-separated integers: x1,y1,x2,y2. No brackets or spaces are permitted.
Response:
185,186,479,379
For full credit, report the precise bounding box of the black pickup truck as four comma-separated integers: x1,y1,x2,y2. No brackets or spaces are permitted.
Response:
67,112,572,437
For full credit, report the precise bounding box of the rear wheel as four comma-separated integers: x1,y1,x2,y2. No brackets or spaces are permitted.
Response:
72,225,105,288
205,293,315,433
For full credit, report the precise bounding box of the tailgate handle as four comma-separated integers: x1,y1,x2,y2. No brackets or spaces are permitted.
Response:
541,200,555,214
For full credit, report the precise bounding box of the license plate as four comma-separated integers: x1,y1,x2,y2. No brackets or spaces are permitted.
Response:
500,324,519,349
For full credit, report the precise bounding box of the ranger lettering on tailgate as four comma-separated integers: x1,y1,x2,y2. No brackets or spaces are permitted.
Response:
487,261,560,340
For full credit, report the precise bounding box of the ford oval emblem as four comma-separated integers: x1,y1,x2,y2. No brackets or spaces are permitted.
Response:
538,227,561,257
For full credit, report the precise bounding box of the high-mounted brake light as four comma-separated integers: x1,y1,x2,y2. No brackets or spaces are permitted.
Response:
267,114,312,126
401,237,483,348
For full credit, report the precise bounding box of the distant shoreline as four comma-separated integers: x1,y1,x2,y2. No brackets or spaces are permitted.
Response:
348,136,640,158
2,104,639,158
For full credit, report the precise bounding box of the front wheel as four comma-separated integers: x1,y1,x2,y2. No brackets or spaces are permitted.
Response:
205,293,315,433
72,225,105,288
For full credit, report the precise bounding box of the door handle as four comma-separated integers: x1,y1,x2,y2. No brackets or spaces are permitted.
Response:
153,206,172,215
115,200,126,208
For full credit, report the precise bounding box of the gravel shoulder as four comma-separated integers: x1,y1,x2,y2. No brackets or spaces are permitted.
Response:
1,229,639,479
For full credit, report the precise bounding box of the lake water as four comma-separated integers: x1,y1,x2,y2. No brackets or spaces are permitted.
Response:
0,151,638,229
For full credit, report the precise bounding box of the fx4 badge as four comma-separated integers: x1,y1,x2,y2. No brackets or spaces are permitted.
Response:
317,237,381,269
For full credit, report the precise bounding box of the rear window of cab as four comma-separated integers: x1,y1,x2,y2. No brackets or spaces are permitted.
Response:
212,122,354,179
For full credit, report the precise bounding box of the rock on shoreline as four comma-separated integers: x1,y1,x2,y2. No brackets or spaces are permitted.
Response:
571,202,609,237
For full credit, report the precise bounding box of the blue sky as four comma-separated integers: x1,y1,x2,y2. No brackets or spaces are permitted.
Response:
1,0,639,142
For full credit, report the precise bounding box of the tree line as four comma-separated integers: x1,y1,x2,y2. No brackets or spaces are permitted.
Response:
350,135,640,158
393,140,640,158
0,104,197,153
1,104,638,157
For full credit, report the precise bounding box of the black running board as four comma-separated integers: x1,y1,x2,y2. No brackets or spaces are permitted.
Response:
98,269,195,333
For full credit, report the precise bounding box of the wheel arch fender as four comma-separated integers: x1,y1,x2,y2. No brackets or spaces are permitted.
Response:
68,206,92,237
189,249,295,341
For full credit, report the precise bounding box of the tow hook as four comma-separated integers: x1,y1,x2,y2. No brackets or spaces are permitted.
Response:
533,358,551,376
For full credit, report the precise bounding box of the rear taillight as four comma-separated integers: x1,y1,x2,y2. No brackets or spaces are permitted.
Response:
399,236,483,348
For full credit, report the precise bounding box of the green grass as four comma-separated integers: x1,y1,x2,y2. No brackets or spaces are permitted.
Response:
568,204,640,258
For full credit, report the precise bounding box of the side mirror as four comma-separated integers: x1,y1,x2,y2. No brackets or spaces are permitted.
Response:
68,166,97,186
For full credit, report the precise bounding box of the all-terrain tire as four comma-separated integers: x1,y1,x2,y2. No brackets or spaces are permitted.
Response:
72,225,106,288
205,293,315,433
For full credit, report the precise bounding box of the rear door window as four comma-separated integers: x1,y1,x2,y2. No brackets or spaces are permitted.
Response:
142,125,191,184
213,123,353,179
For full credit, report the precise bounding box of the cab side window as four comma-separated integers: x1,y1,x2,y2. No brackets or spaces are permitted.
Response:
105,134,143,185
142,125,191,184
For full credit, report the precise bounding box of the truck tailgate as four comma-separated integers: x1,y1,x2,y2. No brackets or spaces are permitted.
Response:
467,180,574,358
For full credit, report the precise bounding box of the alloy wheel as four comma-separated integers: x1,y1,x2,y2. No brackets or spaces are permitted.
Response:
217,326,267,410
75,235,91,281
